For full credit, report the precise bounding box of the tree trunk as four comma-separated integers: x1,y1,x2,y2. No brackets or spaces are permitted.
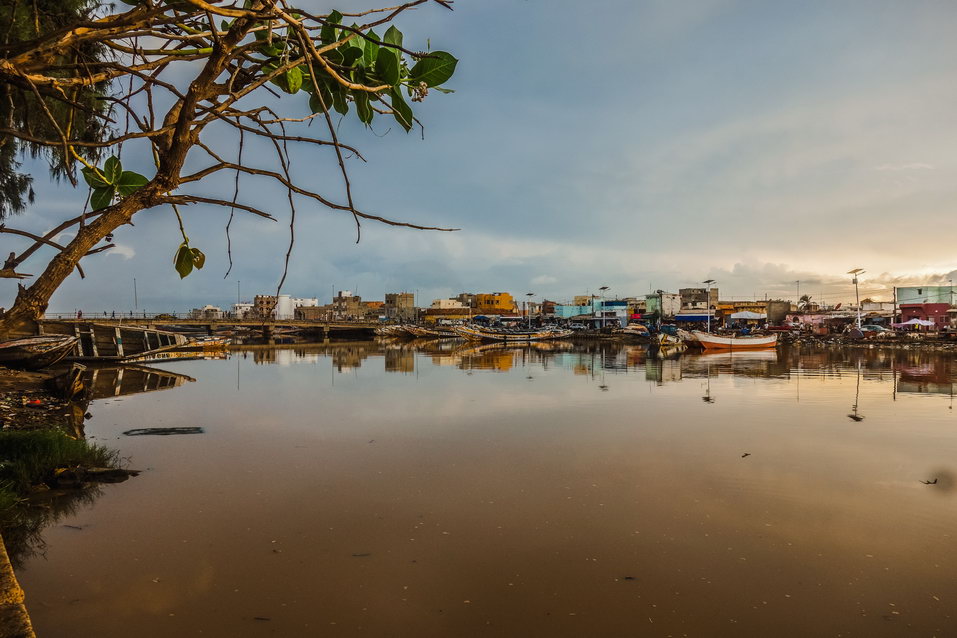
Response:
0,191,157,339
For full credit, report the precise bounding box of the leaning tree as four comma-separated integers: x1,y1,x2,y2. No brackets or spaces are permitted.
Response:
0,0,458,336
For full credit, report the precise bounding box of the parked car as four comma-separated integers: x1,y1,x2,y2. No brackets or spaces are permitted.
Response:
861,324,891,337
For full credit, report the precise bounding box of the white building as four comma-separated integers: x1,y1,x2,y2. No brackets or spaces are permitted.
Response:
190,304,224,319
431,298,467,310
274,295,319,319
232,302,254,318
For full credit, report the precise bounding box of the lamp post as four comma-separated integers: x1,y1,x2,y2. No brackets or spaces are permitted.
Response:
703,279,716,332
598,286,609,329
526,292,534,328
848,268,864,329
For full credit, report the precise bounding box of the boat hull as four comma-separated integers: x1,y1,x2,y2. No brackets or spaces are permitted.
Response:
691,331,778,350
0,335,79,370
453,325,573,342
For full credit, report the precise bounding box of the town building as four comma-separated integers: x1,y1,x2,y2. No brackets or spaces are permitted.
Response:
645,292,680,320
384,292,416,321
190,304,224,319
678,287,719,310
895,285,955,306
431,298,467,310
231,302,254,318
253,294,318,319
474,292,516,314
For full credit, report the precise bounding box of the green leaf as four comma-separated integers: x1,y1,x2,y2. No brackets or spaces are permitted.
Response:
410,51,458,87
320,10,341,45
331,85,349,115
174,242,194,279
355,90,372,125
81,167,110,189
309,86,331,114
362,29,379,66
283,66,303,94
190,247,206,270
383,25,403,51
220,19,232,31
375,48,399,86
90,186,115,211
116,171,149,197
340,46,362,68
103,156,122,184
258,42,284,58
389,88,413,131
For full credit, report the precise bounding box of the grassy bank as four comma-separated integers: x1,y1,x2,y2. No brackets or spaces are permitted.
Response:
0,431,119,517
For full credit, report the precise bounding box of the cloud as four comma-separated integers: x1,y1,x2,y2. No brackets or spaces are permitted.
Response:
531,275,557,285
874,163,935,171
107,244,136,260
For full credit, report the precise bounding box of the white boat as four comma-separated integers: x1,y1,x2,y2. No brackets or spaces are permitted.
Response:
691,331,778,351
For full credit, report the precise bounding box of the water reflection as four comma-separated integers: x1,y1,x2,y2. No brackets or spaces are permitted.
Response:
17,341,957,638
1,363,195,568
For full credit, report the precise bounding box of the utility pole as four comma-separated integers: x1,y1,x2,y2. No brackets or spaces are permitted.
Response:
703,279,716,332
848,268,864,329
133,277,138,310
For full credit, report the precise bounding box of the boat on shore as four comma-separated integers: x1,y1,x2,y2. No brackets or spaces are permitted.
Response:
691,330,778,351
0,335,79,370
453,325,574,342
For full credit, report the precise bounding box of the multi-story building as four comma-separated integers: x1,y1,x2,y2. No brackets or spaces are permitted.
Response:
431,298,467,310
474,292,515,314
895,286,955,306
190,304,224,319
678,287,719,310
254,294,278,318
384,292,416,321
645,292,680,319
232,302,254,319
253,294,320,319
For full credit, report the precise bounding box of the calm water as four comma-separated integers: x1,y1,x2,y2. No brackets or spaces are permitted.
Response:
15,341,957,637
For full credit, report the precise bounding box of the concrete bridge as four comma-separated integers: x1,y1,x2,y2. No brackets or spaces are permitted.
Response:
40,317,380,339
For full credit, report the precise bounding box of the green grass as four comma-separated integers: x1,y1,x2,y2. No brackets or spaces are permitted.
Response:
0,430,120,515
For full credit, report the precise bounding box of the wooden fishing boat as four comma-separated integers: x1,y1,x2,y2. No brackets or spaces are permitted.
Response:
405,325,460,338
453,325,573,342
0,335,79,370
180,335,231,350
40,320,187,360
691,331,778,351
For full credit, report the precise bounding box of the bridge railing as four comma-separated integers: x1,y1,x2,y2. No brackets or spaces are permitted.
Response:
42,311,381,324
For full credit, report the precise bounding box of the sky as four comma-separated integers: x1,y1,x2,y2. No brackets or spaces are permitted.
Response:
4,0,957,313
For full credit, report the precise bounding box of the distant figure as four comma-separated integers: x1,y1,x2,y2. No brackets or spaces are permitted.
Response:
111,311,115,319
76,310,82,319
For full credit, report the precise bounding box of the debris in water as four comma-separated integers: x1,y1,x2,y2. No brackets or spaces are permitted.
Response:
351,553,372,557
920,478,938,485
123,427,204,436
741,452,751,458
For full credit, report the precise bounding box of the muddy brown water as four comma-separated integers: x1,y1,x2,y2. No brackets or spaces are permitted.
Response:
15,342,957,637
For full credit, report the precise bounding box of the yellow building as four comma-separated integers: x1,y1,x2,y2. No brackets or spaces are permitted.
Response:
474,292,516,314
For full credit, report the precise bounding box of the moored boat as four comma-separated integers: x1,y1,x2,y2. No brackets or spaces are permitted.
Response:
691,330,778,351
453,325,573,342
0,335,79,370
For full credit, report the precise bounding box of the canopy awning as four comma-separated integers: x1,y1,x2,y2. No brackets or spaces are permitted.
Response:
729,311,767,320
893,318,935,327
675,313,711,321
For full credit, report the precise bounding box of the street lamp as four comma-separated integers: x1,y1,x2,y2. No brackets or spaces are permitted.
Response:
848,268,864,329
702,279,716,332
526,292,534,328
